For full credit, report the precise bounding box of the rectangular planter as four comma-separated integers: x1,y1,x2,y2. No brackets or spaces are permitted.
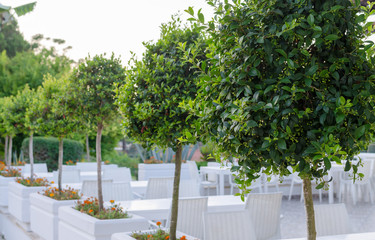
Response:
30,193,76,240
8,182,47,226
112,230,199,240
58,206,150,240
0,176,16,207
138,163,190,181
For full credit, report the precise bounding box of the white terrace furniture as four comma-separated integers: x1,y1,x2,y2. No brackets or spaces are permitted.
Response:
81,179,113,199
187,161,218,196
103,167,132,182
76,162,98,171
22,163,48,174
282,232,375,240
144,177,174,199
115,195,246,221
52,169,81,183
203,209,257,240
245,192,283,240
314,203,351,237
165,197,208,239
138,163,191,181
200,165,231,195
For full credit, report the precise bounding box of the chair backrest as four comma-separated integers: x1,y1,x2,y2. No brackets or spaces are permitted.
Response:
62,165,77,171
102,164,118,170
76,162,97,171
314,203,351,236
23,163,48,174
166,197,208,239
102,182,133,201
179,179,200,198
145,177,173,199
203,210,257,240
52,170,81,183
103,167,132,182
245,192,283,240
81,179,113,198
187,161,200,184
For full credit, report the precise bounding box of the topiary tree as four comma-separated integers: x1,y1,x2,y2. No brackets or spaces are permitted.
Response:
186,1,375,239
116,16,206,240
70,53,126,210
38,74,80,192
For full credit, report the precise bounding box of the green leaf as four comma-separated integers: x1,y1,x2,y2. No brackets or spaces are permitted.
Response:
278,139,287,150
287,59,295,68
301,49,310,56
323,157,331,169
344,160,351,171
316,182,325,189
325,34,339,41
354,125,366,139
257,37,264,43
275,49,288,58
305,78,312,87
307,14,314,26
312,26,322,32
198,12,205,23
246,120,258,127
306,65,318,76
335,112,345,123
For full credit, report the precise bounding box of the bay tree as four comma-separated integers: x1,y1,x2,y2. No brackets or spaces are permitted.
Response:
186,0,375,239
116,16,206,240
38,74,80,192
70,53,126,210
0,97,8,165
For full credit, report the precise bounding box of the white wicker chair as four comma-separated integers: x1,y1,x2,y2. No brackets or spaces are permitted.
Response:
102,182,133,201
76,162,97,171
103,167,132,182
62,165,77,171
245,192,283,240
179,179,200,197
203,210,257,240
187,161,218,196
52,170,81,183
145,177,173,199
166,197,208,239
314,203,351,236
81,179,113,198
22,163,48,174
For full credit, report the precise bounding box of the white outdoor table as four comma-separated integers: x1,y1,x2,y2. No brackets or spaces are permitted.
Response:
200,166,231,195
282,231,375,240
114,195,246,220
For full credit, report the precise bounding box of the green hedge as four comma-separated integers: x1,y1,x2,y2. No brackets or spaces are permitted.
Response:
22,137,84,171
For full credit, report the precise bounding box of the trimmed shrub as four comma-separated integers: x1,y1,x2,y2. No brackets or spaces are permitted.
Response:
22,137,83,171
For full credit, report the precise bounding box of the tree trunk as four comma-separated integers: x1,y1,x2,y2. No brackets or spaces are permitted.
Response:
7,136,13,168
122,138,126,153
303,178,317,240
169,146,182,240
96,123,104,210
29,133,34,182
4,136,8,167
86,133,90,162
58,138,64,192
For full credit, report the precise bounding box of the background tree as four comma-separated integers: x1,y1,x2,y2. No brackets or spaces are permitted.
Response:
70,53,126,210
38,74,79,192
0,21,30,57
186,1,375,239
0,97,8,163
116,17,206,240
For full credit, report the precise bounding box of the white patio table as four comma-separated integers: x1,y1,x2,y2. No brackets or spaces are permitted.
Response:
112,195,246,220
282,231,375,240
199,166,231,195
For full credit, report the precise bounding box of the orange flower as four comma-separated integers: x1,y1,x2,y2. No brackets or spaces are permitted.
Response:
51,181,54,184
165,236,169,239
89,209,93,213
180,236,186,240
110,200,115,204
111,207,116,211
72,191,76,194
156,221,161,226
50,193,54,197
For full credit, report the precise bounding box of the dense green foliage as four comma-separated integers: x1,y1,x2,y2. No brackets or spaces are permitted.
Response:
21,137,83,171
187,0,375,185
0,21,30,58
105,151,140,180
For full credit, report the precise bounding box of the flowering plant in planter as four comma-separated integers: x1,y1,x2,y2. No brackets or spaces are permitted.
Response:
16,176,50,186
65,160,76,165
75,197,129,219
0,167,22,177
131,222,187,240
42,186,81,200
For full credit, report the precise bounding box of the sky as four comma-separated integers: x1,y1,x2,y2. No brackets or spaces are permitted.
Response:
4,0,213,64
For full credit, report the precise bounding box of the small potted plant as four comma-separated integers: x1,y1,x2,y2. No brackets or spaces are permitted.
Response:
30,186,81,240
0,166,22,208
58,197,150,240
112,222,197,240
8,176,50,230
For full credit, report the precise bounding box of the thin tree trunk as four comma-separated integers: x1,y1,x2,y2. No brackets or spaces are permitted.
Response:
29,133,34,182
58,138,64,193
8,136,13,168
96,123,104,210
86,133,90,162
122,138,126,153
170,146,182,240
4,136,8,167
303,178,317,240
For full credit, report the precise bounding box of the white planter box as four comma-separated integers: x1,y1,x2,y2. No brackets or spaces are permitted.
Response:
58,206,150,240
0,176,16,207
8,182,47,225
112,230,199,240
138,163,190,181
30,193,76,240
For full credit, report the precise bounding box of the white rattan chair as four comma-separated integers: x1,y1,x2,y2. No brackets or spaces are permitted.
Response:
103,182,133,201
203,210,257,240
23,163,48,174
314,203,351,236
179,179,200,198
81,179,113,198
288,172,304,201
187,161,218,196
145,177,174,199
103,167,132,182
166,197,208,239
52,170,81,183
245,192,283,240
76,162,97,171
62,165,77,171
